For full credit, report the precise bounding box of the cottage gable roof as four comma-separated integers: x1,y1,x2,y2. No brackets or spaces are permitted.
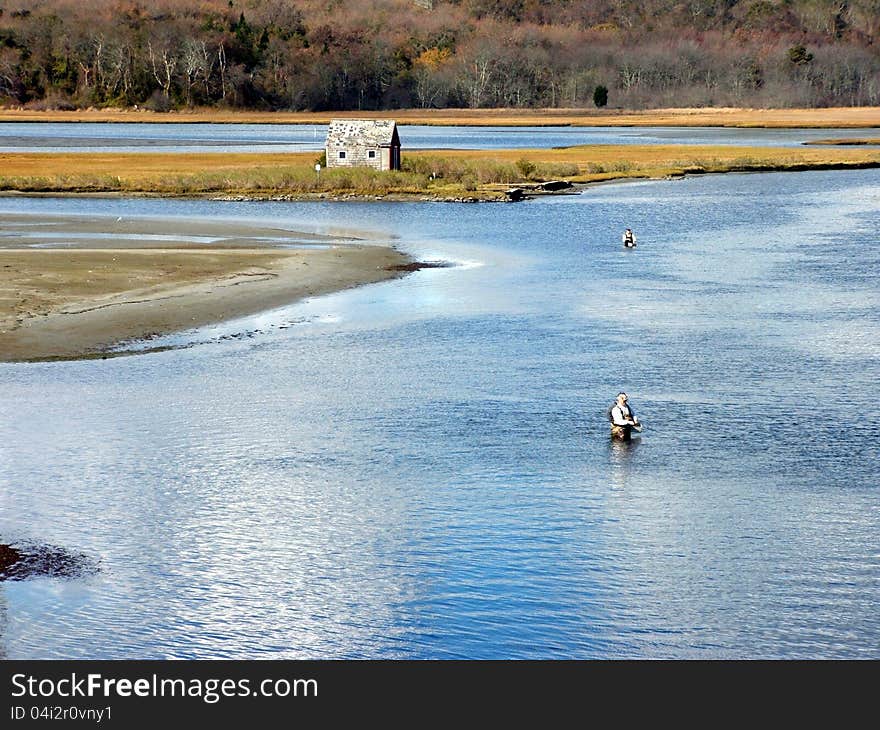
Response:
326,119,399,147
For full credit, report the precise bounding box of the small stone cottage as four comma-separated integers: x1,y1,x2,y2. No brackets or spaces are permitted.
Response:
325,119,401,171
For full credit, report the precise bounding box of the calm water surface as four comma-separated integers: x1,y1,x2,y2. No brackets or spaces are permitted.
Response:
0,168,878,658
1,122,878,152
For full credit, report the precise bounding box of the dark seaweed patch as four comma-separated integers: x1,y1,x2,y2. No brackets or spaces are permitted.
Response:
0,542,99,581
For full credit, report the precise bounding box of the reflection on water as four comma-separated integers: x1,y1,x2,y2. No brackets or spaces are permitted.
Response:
609,437,641,491
0,168,878,658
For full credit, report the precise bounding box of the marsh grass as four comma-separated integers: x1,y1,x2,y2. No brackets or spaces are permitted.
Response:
154,166,430,195
403,155,520,184
1,143,878,198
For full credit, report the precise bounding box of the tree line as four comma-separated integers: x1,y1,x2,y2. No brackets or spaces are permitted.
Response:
1,0,878,111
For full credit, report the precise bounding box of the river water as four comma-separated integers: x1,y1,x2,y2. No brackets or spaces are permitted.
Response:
0,167,878,658
1,122,878,153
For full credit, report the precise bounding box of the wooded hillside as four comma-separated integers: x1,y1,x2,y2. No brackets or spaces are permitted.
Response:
1,0,878,111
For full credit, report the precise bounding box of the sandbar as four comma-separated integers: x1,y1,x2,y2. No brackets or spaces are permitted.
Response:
0,215,409,361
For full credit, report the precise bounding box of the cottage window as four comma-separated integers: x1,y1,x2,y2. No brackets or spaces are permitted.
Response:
338,151,346,159
368,150,376,159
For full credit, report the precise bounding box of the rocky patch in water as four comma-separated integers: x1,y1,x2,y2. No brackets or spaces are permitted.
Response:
0,541,99,581
385,261,454,272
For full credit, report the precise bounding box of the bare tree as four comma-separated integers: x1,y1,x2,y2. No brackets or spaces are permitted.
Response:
148,40,177,99
456,38,499,107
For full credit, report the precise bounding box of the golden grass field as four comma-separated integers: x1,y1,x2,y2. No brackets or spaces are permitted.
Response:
1,143,879,199
0,106,879,127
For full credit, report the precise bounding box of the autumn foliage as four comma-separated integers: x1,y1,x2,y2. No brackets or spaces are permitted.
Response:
0,0,878,111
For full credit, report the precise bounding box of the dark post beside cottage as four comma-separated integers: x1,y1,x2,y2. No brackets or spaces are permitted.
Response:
325,119,401,171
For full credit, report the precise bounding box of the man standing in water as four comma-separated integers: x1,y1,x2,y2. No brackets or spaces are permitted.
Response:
609,392,641,440
622,228,637,247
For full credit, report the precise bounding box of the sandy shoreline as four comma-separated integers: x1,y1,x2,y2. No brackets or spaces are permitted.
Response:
0,215,409,362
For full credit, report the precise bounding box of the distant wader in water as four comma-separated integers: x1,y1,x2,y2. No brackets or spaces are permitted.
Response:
622,228,637,248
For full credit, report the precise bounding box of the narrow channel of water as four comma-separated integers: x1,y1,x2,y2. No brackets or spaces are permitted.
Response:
1,122,878,153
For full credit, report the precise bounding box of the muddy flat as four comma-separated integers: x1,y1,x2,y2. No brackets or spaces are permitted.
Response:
0,214,408,361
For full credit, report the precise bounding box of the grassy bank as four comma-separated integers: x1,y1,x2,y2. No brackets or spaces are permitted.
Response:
0,106,879,128
2,144,879,200
804,138,880,145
